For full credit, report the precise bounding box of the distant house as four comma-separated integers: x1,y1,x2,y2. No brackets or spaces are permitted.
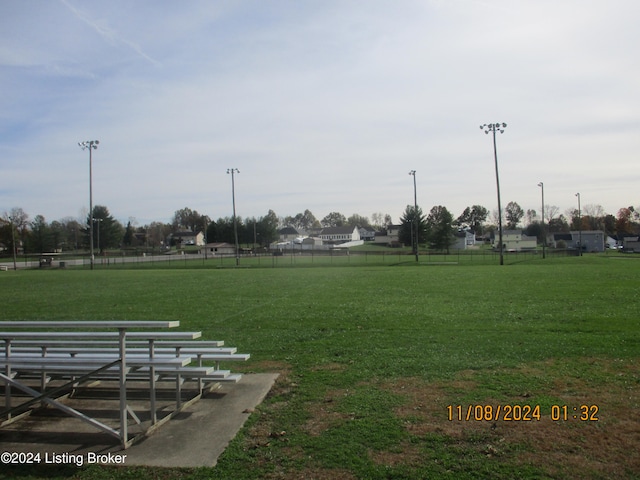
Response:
606,236,618,249
621,235,640,252
205,242,236,256
171,230,204,247
494,230,537,252
453,230,476,250
278,227,301,242
319,226,360,244
358,227,376,242
551,231,606,252
373,225,401,246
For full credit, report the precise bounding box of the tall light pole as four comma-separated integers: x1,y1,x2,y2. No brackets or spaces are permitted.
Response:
7,214,17,271
93,217,103,260
480,123,507,265
227,168,240,266
78,140,99,270
575,192,582,256
538,182,545,259
409,170,418,262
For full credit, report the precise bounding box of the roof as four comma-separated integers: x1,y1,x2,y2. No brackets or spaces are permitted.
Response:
320,226,356,235
278,227,299,235
173,230,200,237
553,233,572,240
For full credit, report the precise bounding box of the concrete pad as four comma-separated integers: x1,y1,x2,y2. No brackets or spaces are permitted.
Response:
0,373,278,468
124,373,278,467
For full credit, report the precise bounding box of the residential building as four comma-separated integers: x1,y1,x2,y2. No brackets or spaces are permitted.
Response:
278,227,301,242
170,230,205,247
621,235,640,252
494,230,537,252
205,242,236,256
358,226,376,242
319,226,360,244
550,230,605,252
453,230,476,250
373,225,401,246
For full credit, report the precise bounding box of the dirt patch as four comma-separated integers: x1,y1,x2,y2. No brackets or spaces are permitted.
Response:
368,441,424,468
379,357,640,479
302,389,353,437
310,362,347,372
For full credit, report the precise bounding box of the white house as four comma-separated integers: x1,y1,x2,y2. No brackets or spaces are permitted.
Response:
319,226,360,244
494,230,537,251
172,230,205,247
453,230,476,250
205,242,236,255
373,225,401,246
278,227,302,242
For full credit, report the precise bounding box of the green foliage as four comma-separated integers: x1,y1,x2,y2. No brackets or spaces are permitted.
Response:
321,211,347,228
456,205,489,235
504,201,524,229
88,205,124,253
426,205,455,252
398,204,427,249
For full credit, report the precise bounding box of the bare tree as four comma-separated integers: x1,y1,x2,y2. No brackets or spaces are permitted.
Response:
545,205,559,221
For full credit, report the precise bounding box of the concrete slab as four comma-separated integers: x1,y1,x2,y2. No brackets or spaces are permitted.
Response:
0,373,278,468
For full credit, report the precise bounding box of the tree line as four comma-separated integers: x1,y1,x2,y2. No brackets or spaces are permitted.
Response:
398,201,640,253
2,201,639,255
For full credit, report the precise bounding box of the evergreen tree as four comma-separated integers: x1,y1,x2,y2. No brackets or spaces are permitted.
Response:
399,205,427,249
427,205,455,252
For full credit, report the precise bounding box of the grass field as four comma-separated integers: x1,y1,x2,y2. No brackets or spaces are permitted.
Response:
1,255,639,479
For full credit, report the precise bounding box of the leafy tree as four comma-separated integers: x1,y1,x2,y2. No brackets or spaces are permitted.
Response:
347,214,370,228
49,221,65,251
210,217,236,244
456,205,488,235
603,214,617,236
87,206,124,253
524,221,543,244
57,217,83,251
398,205,427,250
205,221,217,244
28,215,51,253
568,209,585,231
505,201,524,229
123,221,134,247
284,209,320,231
548,214,569,233
172,207,209,233
145,221,172,249
257,210,279,246
0,217,15,256
321,212,346,228
426,205,455,252
583,204,605,230
616,208,634,235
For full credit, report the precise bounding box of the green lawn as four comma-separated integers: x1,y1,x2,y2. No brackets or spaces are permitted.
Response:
1,255,639,479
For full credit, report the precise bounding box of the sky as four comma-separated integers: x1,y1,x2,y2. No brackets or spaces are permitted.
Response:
1,0,639,227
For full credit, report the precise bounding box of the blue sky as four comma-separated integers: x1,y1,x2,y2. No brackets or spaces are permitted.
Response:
2,0,639,226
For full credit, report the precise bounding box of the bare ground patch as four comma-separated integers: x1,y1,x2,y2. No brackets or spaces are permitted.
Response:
378,357,640,479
